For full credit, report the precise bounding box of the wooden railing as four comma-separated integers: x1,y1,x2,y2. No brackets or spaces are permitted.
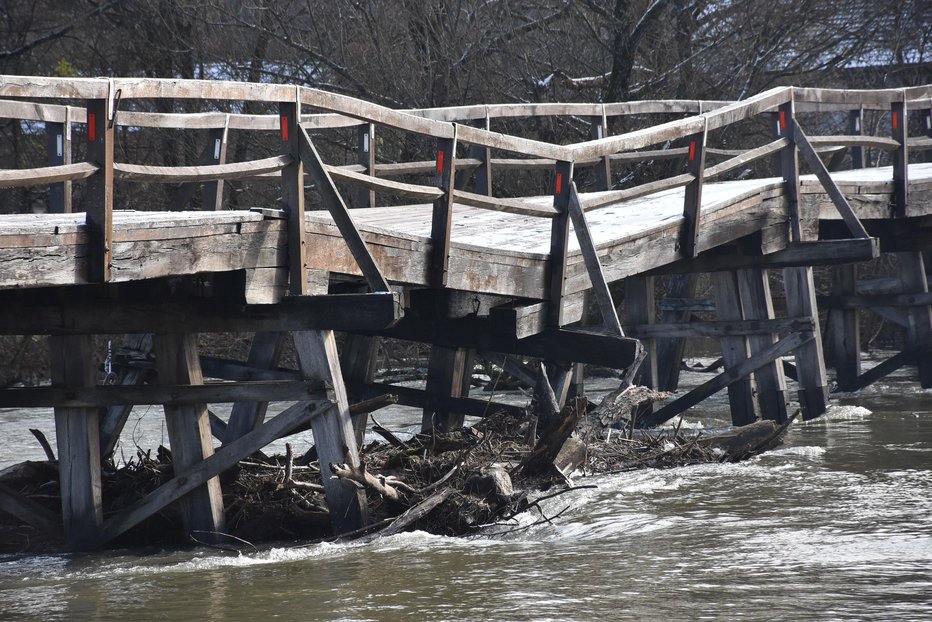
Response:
2,76,931,330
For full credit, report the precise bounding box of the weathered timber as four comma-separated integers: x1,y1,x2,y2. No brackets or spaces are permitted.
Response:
898,251,932,387
828,264,861,391
420,346,473,432
154,333,226,542
223,332,286,444
783,266,830,419
712,271,757,425
0,483,60,535
430,133,457,287
625,276,657,388
624,317,813,339
840,350,915,393
0,292,402,335
738,267,789,423
356,381,524,420
655,274,697,392
891,99,908,217
85,96,113,283
93,399,330,548
292,330,368,533
681,123,708,258
49,335,102,550
340,333,380,446
281,101,308,295
641,332,811,427
46,108,73,213
548,161,574,327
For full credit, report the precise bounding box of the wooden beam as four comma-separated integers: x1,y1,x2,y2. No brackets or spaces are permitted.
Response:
738,267,789,423
430,132,457,287
293,330,368,533
85,96,113,282
712,271,757,425
154,333,226,541
891,98,908,217
420,346,474,433
840,350,915,393
783,266,829,419
93,399,329,548
356,123,376,207
641,332,811,427
548,160,574,327
681,123,707,258
898,251,932,388
222,332,286,444
281,101,308,295
828,264,861,391
567,183,622,336
775,100,802,241
849,108,864,168
654,274,697,392
49,334,102,550
339,333,379,446
625,317,814,339
0,483,60,535
489,301,547,340
792,120,869,239
297,125,390,292
0,292,403,335
357,381,525,419
46,106,72,213
625,276,657,388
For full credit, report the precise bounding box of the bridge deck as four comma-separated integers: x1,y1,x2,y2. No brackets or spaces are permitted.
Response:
7,164,925,304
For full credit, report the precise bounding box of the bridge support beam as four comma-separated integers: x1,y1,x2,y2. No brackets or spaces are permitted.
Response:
421,346,474,433
293,330,369,533
154,333,226,542
738,267,789,423
898,251,932,388
782,266,829,419
50,335,103,551
222,331,286,444
827,264,861,391
712,271,757,425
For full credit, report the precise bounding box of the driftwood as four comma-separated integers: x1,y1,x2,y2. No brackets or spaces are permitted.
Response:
586,384,671,438
521,397,586,476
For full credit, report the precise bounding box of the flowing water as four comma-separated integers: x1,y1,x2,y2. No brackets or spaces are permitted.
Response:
0,361,930,621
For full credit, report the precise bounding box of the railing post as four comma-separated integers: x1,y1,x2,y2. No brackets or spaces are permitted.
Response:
774,99,802,241
429,130,457,288
356,122,376,207
924,103,932,164
201,118,229,211
456,115,491,195
590,106,612,191
891,94,908,218
280,95,308,295
85,96,113,282
46,106,72,213
680,118,707,258
547,160,574,327
848,107,864,169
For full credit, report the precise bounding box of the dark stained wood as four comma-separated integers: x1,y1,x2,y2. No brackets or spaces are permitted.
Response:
891,99,908,217
0,292,403,335
420,346,473,432
489,301,548,340
842,350,915,393
849,108,864,169
85,97,113,282
625,317,813,339
898,251,932,388
681,124,707,258
828,264,861,391
202,126,228,210
49,334,102,550
430,134,457,287
46,108,72,213
281,101,308,295
654,274,696,391
356,123,376,207
339,333,379,446
775,101,802,241
354,381,525,419
624,275,657,388
548,161,574,327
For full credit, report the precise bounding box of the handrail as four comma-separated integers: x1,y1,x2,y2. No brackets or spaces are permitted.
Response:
113,155,292,183
0,162,98,188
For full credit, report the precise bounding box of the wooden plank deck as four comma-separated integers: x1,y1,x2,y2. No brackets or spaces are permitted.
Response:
2,164,931,300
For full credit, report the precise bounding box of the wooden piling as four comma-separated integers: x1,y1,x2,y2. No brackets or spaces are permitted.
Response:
828,264,861,391
712,271,757,425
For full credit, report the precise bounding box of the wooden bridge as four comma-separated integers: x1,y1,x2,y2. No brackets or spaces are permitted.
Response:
1,76,931,550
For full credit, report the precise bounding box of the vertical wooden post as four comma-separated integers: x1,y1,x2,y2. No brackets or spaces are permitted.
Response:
293,330,368,532
222,331,285,444
590,109,612,191
420,346,473,433
782,266,829,419
429,133,457,287
154,333,225,540
457,116,492,194
340,333,380,446
891,96,908,218
85,96,114,282
776,99,802,241
356,122,376,207
848,108,864,169
898,251,932,388
202,122,229,211
738,267,789,423
625,275,657,388
923,105,932,164
828,264,861,391
50,335,102,550
712,271,757,425
548,160,574,327
680,121,708,258
281,98,308,295
46,106,72,213
655,273,696,391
